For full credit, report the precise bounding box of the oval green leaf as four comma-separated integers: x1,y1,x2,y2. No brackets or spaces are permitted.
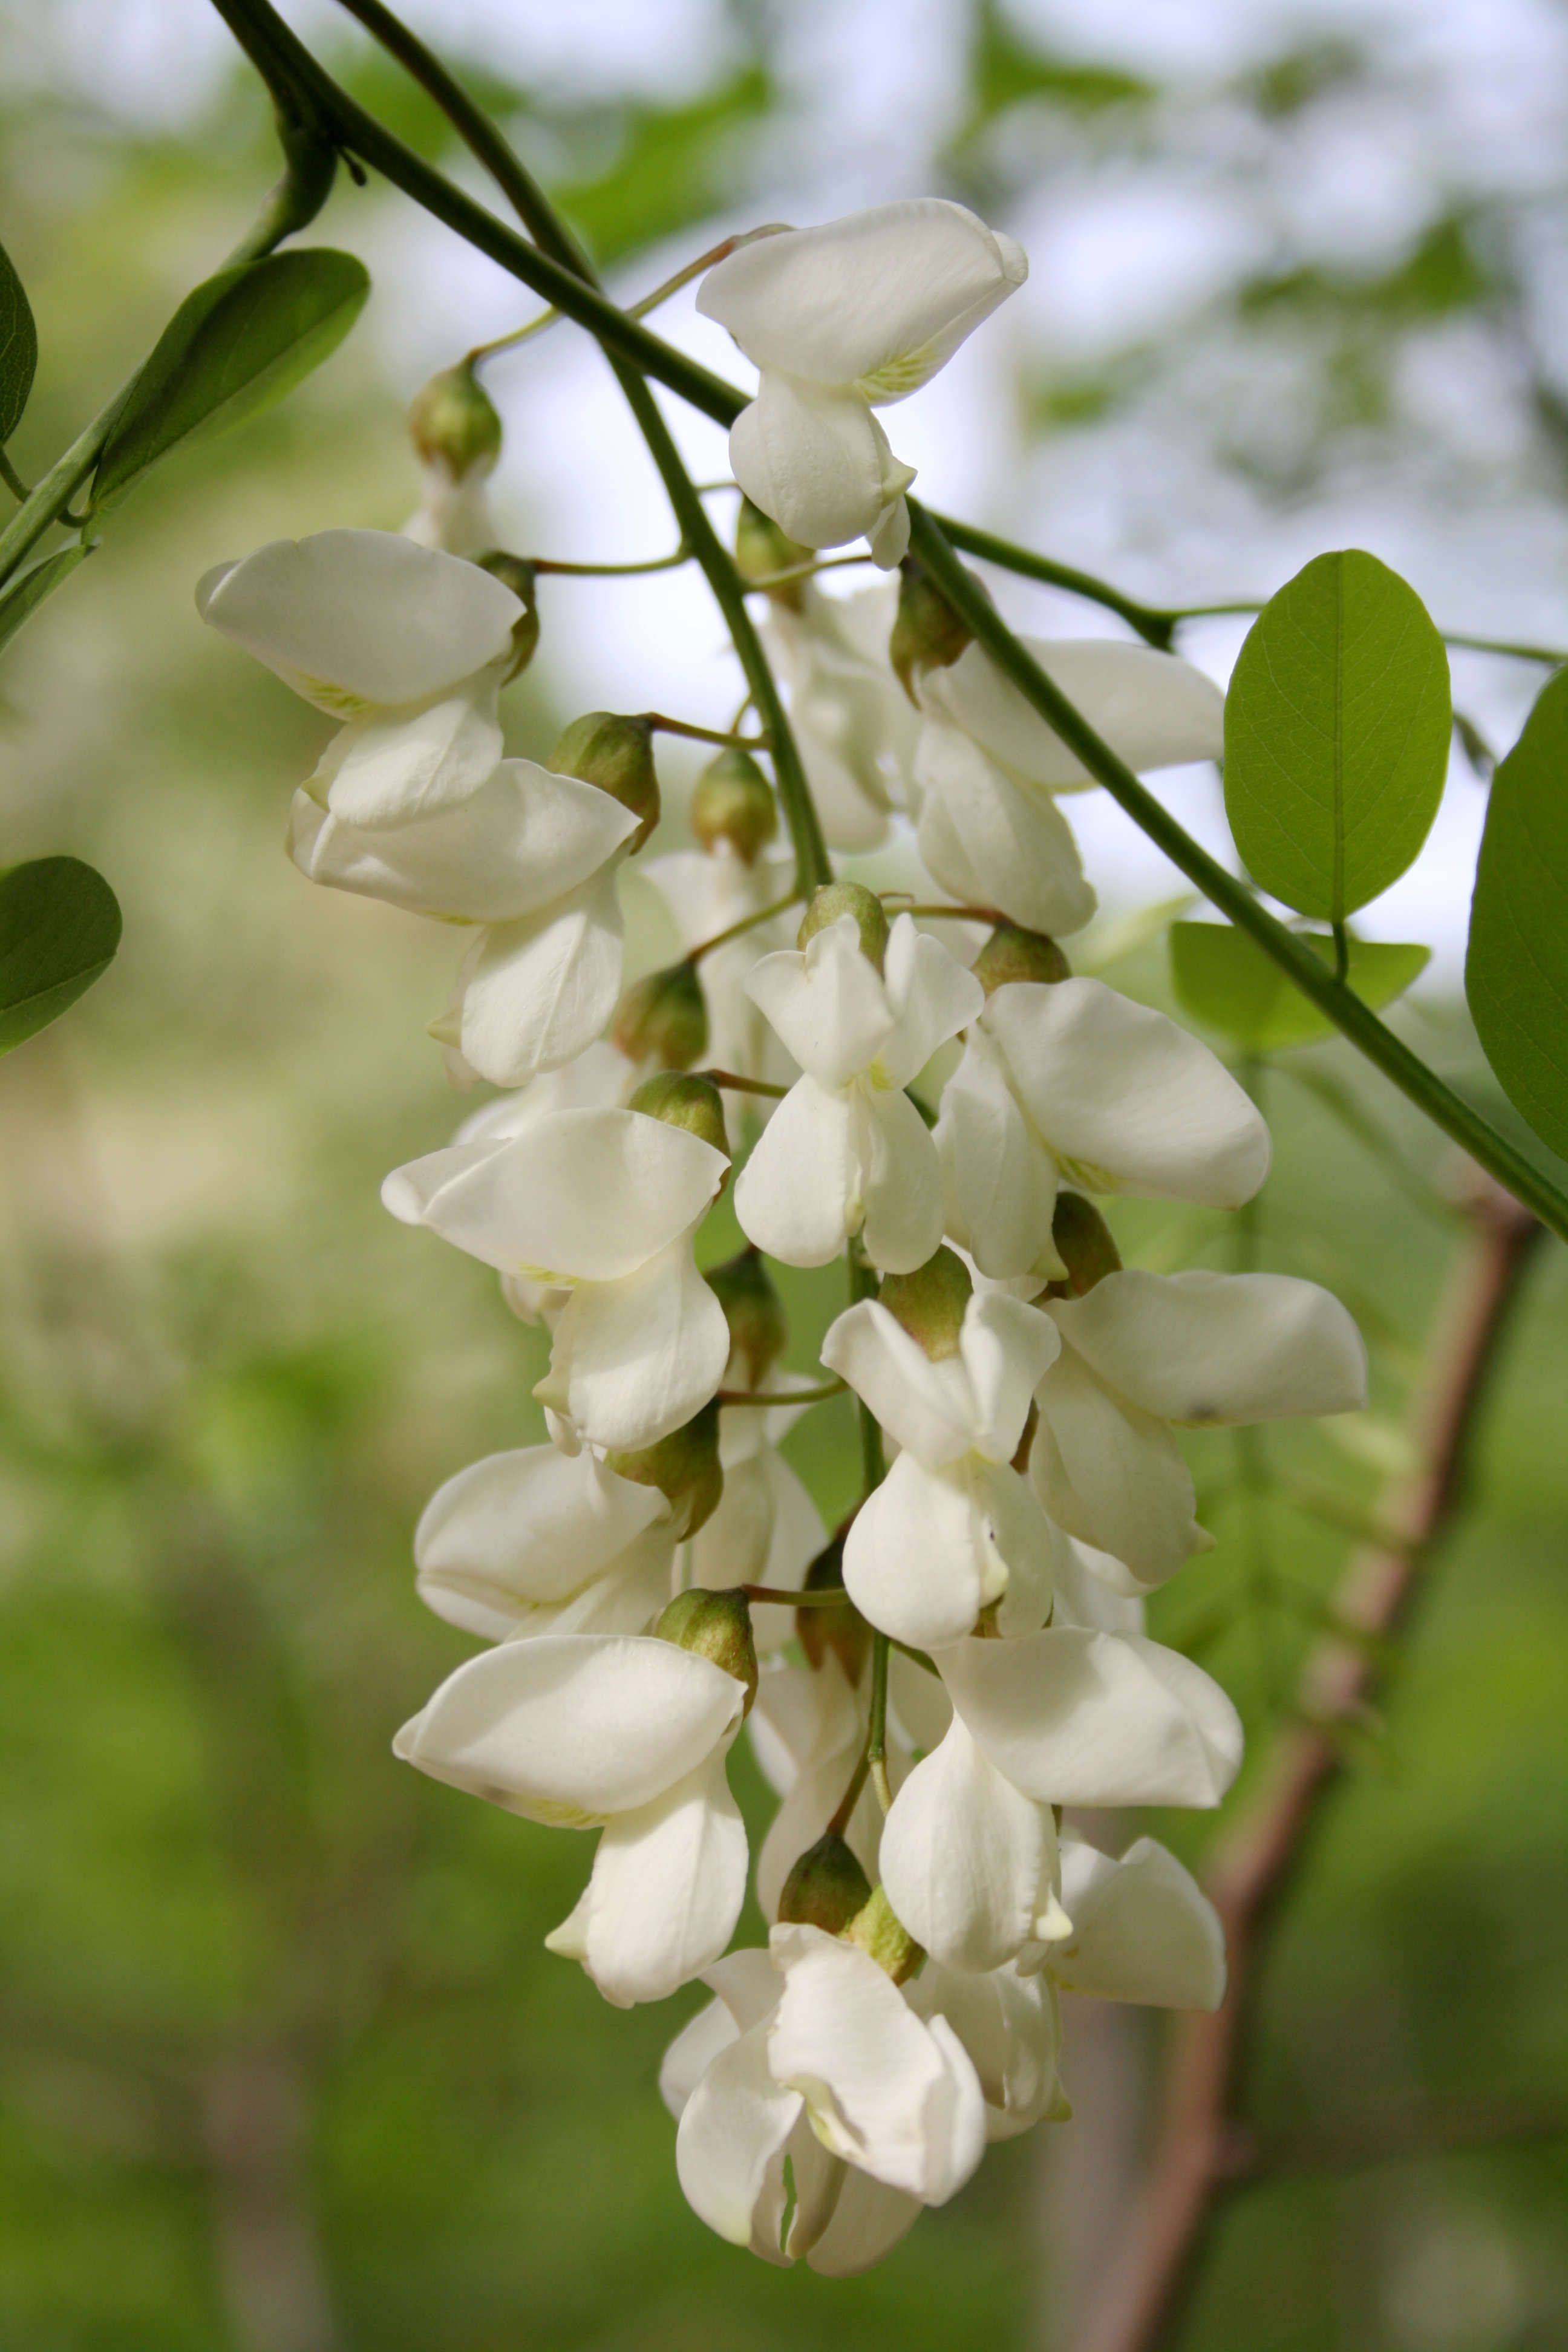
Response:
1465,664,1568,1158
0,237,38,445
93,247,370,509
1171,920,1431,1052
0,856,122,1055
1224,548,1452,921
0,545,90,660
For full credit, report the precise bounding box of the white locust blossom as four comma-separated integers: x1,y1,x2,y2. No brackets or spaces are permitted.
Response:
938,977,1271,1282
699,200,1027,567
763,581,917,848
912,639,1225,933
1031,1268,1370,1585
640,843,798,1120
395,1631,750,2006
382,1106,731,1451
1041,1833,1226,2011
736,913,982,1272
822,1288,1067,1648
197,529,521,828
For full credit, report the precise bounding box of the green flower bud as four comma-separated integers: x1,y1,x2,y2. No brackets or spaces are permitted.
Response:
613,959,708,1071
971,920,1071,994
628,1071,731,1164
407,361,503,480
889,557,974,704
606,1397,723,1538
474,552,541,681
878,1246,973,1361
690,748,779,864
734,496,811,608
798,881,889,973
1048,1192,1122,1296
705,1246,788,1390
549,711,660,852
777,1832,874,1936
655,1584,759,1713
796,1532,872,1687
846,1884,924,1984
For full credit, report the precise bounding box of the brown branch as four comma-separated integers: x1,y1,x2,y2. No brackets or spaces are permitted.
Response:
1074,1177,1547,2352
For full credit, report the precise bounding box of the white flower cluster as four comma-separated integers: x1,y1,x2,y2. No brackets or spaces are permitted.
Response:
199,198,1368,2278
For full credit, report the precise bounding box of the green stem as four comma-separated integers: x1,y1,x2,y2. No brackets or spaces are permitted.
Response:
743,1582,853,1606
469,224,791,370
906,504,1568,1243
717,1380,845,1407
647,711,771,751
533,544,688,578
0,449,28,502
934,515,1180,650
688,890,803,964
699,1068,789,1099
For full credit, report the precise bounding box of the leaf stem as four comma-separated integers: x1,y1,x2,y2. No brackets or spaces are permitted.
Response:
699,1068,789,1099
687,890,802,964
866,1632,893,1814
742,1582,852,1606
646,711,771,751
0,450,29,502
468,224,790,370
532,544,688,578
717,1380,845,1407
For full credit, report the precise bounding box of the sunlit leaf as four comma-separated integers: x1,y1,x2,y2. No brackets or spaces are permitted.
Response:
0,235,38,445
1224,549,1451,920
0,545,90,659
1170,920,1430,1050
93,249,369,508
1465,664,1568,1158
960,0,1155,138
0,856,121,1054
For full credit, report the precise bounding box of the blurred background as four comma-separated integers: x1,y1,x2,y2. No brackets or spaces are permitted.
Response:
1,1,1566,2345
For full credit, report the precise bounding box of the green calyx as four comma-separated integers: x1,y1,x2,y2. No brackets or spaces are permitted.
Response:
778,1832,874,1936
628,1071,730,1163
549,711,660,851
889,557,974,704
690,747,779,864
613,959,708,1071
606,1397,723,1538
798,881,889,973
654,1584,759,1712
705,1246,788,1390
1048,1192,1122,1295
474,550,541,680
734,495,811,607
846,1885,924,1984
795,1532,871,1687
972,920,1071,994
878,1246,973,1361
407,359,502,480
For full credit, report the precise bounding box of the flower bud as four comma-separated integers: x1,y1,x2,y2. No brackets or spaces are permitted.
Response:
628,1071,731,1164
878,1246,973,1361
798,881,889,973
1048,1192,1122,1296
971,920,1071,994
407,361,502,481
549,711,660,851
734,495,811,608
795,1531,872,1687
889,558,973,704
705,1246,788,1390
474,551,541,680
655,1584,759,1713
606,1397,723,1538
846,1884,924,1985
777,1832,873,1935
613,959,708,1071
690,748,779,864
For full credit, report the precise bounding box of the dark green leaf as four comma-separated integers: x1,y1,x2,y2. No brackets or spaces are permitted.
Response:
1465,665,1568,1158
0,545,90,659
93,249,369,508
0,237,38,445
1224,548,1452,920
1170,920,1430,1050
0,857,121,1054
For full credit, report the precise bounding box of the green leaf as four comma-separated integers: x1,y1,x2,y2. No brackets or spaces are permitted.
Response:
0,857,121,1054
93,249,369,508
1224,548,1451,920
1171,921,1430,1050
0,237,38,445
553,68,773,268
0,545,90,659
1465,665,1568,1158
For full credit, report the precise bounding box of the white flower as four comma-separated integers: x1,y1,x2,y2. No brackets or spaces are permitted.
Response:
402,459,498,558
911,638,1226,932
698,200,1027,566
688,1386,827,1647
822,1289,1066,1647
639,843,798,1126
1043,1834,1226,2011
197,529,522,828
736,913,982,1272
763,582,917,849
937,978,1272,1282
1030,1268,1370,1584
382,1106,731,1451
395,1631,750,2006
907,1957,1065,2140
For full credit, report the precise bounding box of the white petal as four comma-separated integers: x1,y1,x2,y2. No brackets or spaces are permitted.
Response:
729,374,916,552
538,1230,731,1452
745,918,894,1089
844,1452,995,1649
393,1634,746,1823
985,979,1271,1207
914,719,1097,934
914,1961,1062,2134
697,200,1026,397
734,1077,856,1267
1049,1269,1369,1426
560,1749,748,2006
1049,1538,1148,1636
867,495,911,570
693,1446,825,1651
1031,1343,1207,1586
941,1627,1244,1809
509,1537,674,1639
382,1106,727,1283
880,1714,1056,1972
958,1290,1063,1463
1053,1836,1226,2010
854,1083,947,1274
413,1444,666,1637
456,871,627,1089
197,528,520,712
676,2018,803,2247
805,2169,922,2275
318,678,503,829
936,1032,1063,1282
924,637,1226,792
659,1996,739,2120
875,915,985,1088
821,1299,977,1465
